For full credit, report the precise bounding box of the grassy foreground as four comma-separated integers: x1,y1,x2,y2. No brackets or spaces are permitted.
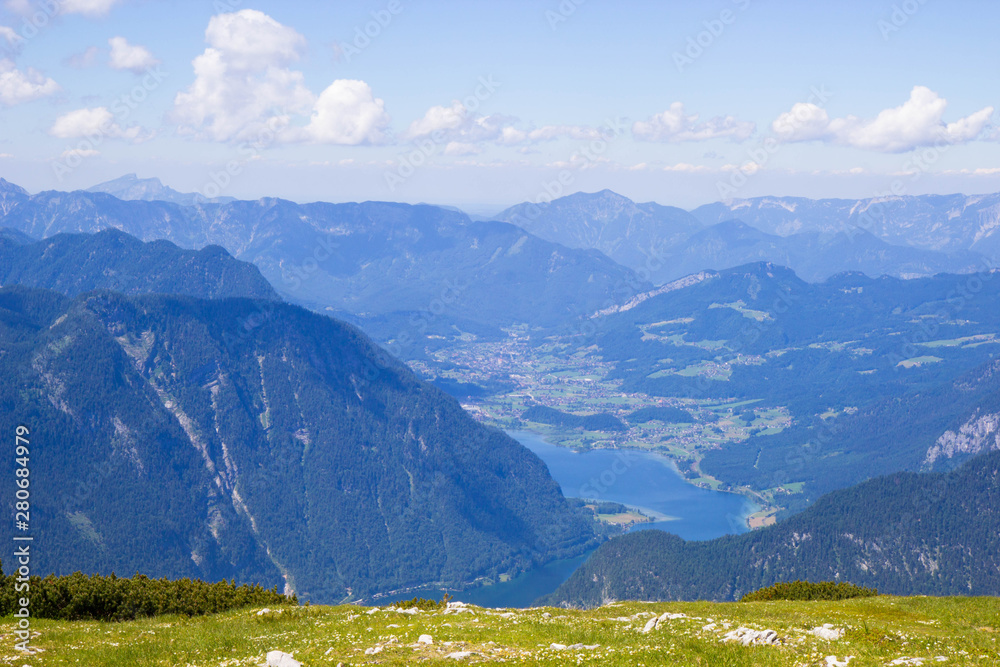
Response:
2,596,998,666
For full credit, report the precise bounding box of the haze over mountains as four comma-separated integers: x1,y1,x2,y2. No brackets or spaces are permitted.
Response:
494,189,998,283
0,179,647,349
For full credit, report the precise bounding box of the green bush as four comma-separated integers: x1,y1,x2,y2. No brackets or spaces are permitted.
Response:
0,568,295,621
740,580,878,602
392,593,452,611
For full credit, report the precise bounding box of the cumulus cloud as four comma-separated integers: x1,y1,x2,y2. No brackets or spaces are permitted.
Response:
0,58,58,106
108,37,159,73
772,86,995,152
203,9,305,70
633,103,756,142
300,79,390,145
173,10,389,145
49,107,151,142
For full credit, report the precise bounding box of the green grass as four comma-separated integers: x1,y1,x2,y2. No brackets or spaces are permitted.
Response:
896,355,944,369
7,596,999,665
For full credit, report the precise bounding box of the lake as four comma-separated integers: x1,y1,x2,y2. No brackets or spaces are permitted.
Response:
374,430,758,608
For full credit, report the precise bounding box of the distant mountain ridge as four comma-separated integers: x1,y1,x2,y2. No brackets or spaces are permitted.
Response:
496,190,1000,284
494,189,702,283
0,180,648,346
86,174,235,206
691,193,1000,256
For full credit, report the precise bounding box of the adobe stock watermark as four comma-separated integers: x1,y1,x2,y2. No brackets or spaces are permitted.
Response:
546,0,586,31
334,0,403,63
383,75,501,193
1,0,68,55
878,0,931,40
674,0,752,73
505,115,628,219
200,110,292,199
716,84,833,198
52,66,168,181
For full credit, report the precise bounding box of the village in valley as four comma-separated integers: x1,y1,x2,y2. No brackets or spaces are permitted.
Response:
407,327,796,528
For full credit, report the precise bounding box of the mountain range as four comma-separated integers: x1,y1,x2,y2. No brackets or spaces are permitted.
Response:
496,189,999,284
691,193,1000,256
0,179,646,350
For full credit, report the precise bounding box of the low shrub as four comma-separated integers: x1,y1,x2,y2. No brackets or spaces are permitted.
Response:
740,580,878,602
0,569,295,621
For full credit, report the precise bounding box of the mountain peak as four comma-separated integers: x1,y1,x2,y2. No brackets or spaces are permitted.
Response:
0,178,29,196
86,174,234,206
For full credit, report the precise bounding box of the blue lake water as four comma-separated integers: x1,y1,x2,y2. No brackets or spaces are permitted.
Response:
374,430,757,608
511,430,758,542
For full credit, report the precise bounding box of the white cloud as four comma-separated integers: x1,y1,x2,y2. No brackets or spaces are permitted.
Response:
173,10,313,142
59,0,125,16
6,0,125,16
0,25,19,48
0,58,58,106
443,142,482,156
204,9,305,70
49,107,151,142
173,10,388,146
771,103,832,142
60,148,100,159
404,102,468,139
64,46,101,69
633,103,756,142
0,152,13,158
403,101,599,149
108,36,159,73
300,79,390,145
772,86,995,152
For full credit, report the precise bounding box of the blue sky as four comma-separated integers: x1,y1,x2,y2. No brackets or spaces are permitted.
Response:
0,0,998,211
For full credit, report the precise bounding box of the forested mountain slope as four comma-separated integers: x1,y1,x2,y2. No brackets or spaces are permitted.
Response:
0,286,598,602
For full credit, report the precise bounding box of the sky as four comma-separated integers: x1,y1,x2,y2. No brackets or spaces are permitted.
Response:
0,0,998,212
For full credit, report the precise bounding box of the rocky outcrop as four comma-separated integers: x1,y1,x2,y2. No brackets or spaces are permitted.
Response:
925,410,1000,466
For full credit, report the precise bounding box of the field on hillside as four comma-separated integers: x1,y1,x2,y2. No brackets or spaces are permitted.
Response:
4,596,999,666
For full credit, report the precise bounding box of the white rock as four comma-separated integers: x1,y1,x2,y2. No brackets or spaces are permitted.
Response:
363,646,383,655
702,623,717,631
812,624,845,640
642,617,659,633
721,627,780,646
257,608,271,616
826,656,854,667
417,634,434,645
266,651,302,667
550,643,567,650
447,651,474,659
